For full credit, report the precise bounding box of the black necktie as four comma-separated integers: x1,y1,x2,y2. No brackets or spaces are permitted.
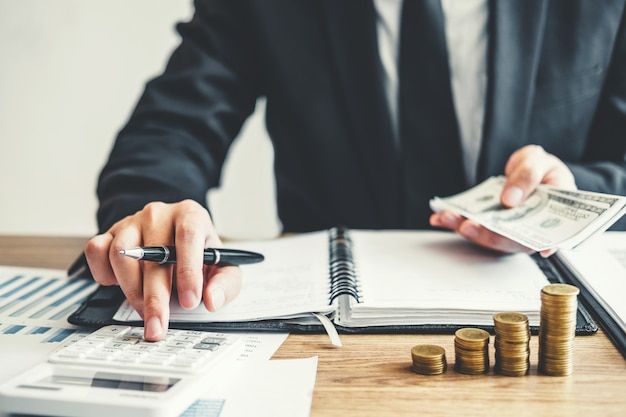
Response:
398,0,466,228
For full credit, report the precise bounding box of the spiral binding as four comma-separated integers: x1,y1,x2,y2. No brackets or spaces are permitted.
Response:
329,227,360,304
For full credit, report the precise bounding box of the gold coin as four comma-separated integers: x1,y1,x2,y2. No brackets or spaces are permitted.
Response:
411,344,447,375
455,364,489,375
494,312,528,325
411,344,446,360
455,328,490,343
454,328,490,375
541,284,580,297
539,284,578,377
412,366,446,376
493,311,532,377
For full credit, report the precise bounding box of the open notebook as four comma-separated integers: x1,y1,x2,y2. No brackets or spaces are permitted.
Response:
108,229,554,330
554,232,626,357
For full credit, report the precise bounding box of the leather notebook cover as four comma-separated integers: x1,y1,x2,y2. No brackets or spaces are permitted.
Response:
68,255,597,335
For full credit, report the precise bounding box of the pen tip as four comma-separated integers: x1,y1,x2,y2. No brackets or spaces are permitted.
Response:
119,250,125,255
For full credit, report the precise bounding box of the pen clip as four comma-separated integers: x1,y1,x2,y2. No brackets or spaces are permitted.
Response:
158,246,170,264
213,248,221,265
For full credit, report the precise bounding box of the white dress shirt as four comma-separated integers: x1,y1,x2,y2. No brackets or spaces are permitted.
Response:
373,0,489,185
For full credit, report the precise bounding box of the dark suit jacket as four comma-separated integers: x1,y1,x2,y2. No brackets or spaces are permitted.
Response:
97,0,626,233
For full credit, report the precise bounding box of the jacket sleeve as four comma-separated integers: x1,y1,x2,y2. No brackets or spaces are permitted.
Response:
565,10,626,229
96,0,261,232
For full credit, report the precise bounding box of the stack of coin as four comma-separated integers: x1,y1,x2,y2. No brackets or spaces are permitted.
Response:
411,344,447,375
454,328,490,375
539,284,579,376
493,312,530,376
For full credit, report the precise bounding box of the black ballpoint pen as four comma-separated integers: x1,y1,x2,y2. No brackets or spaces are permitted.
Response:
119,246,264,266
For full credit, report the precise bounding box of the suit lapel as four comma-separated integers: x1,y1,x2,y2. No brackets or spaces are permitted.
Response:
321,0,399,227
478,0,549,180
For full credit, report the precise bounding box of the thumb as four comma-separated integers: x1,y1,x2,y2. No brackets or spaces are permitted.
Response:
501,161,552,208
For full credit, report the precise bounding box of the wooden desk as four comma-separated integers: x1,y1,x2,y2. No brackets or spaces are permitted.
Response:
1,235,625,417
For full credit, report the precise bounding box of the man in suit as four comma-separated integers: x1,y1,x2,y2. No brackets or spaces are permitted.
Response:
85,0,626,341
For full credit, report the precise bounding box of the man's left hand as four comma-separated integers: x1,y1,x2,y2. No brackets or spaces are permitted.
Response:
429,145,576,257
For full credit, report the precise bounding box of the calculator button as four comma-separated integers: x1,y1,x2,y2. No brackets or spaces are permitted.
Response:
175,336,201,343
140,357,169,366
128,345,157,353
182,331,204,336
93,325,131,337
184,351,207,359
89,335,113,342
193,343,219,351
170,361,194,369
167,341,193,348
158,347,185,354
75,339,105,348
137,340,164,347
127,329,144,338
54,350,84,359
147,350,173,357
105,342,127,350
85,351,113,361
121,351,147,358
201,337,226,345
186,355,210,365
117,336,141,344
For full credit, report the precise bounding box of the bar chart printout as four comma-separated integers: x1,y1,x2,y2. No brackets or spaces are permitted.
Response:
0,266,98,344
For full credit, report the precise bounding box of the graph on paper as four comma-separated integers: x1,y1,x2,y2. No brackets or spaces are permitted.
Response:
0,266,98,344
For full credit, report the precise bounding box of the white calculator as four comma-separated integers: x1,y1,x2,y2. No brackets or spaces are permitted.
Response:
0,325,241,417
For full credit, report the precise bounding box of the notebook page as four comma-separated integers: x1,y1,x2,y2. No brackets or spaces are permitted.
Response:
349,230,547,324
557,232,626,332
114,232,333,323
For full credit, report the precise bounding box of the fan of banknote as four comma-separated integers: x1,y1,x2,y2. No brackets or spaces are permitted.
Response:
429,176,626,252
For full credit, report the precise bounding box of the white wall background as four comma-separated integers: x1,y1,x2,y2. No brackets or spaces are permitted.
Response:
0,0,281,239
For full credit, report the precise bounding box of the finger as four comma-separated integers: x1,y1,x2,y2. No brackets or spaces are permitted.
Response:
109,225,144,317
540,248,557,258
433,210,464,230
141,203,175,341
504,144,544,176
142,262,173,341
202,266,242,312
502,151,555,208
542,163,576,189
200,221,232,312
429,213,442,227
174,204,210,310
85,233,117,286
457,220,533,254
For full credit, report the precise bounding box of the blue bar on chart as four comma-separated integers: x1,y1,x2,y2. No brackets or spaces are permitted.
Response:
28,326,51,335
44,328,77,343
0,275,23,291
29,280,96,320
0,279,57,314
9,278,83,318
2,324,26,335
181,400,225,417
0,277,40,299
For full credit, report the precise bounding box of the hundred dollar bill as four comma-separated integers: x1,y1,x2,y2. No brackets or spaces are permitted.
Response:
541,186,626,242
430,176,626,251
541,186,624,209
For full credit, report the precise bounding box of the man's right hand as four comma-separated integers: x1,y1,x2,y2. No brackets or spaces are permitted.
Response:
84,200,241,341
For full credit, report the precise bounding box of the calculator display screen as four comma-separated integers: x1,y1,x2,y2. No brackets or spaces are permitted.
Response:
41,371,180,393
